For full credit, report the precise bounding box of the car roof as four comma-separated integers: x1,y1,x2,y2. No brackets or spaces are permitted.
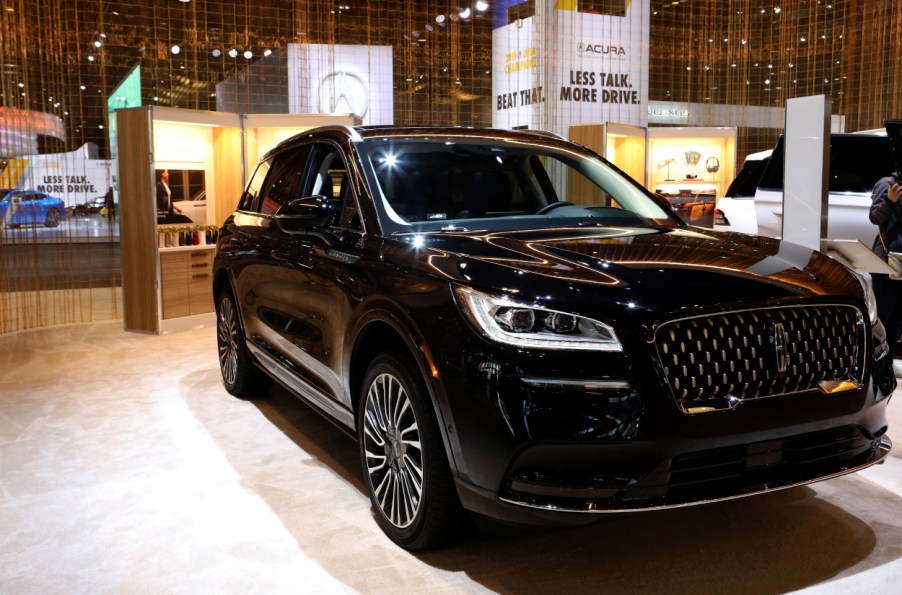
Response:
263,125,571,161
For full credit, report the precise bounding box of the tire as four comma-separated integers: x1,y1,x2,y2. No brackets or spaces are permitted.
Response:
358,352,469,550
216,289,273,398
44,208,62,227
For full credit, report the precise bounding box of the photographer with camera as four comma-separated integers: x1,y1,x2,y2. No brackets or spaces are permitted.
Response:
870,167,902,352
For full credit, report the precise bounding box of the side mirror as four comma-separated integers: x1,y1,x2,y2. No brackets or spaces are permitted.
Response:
275,195,335,231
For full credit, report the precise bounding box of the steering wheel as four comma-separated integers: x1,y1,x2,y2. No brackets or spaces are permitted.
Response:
536,200,574,215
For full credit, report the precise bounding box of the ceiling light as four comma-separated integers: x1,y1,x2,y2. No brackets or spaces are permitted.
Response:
88,55,95,62
171,45,180,55
774,6,782,13
263,49,272,57
476,1,488,10
243,50,253,59
459,8,471,18
436,14,445,23
212,48,221,57
94,40,102,48
228,48,238,58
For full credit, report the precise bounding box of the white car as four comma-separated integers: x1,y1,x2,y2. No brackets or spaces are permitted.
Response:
173,189,207,224
714,132,894,246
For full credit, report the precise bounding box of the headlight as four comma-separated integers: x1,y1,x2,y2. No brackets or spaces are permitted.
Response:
454,286,622,351
854,271,879,326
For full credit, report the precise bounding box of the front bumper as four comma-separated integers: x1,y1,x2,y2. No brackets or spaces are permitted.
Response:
432,332,894,525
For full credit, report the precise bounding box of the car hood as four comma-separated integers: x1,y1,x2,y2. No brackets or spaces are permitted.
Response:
395,225,863,326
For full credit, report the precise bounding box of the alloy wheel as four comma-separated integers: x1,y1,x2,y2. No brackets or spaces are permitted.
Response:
362,372,424,529
217,295,239,386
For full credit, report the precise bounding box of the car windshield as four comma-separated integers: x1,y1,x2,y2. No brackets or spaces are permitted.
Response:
356,137,677,234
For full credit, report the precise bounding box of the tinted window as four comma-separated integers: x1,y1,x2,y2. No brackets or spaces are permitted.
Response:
238,159,271,212
725,156,770,198
757,135,893,193
258,146,311,216
829,136,893,192
303,144,361,230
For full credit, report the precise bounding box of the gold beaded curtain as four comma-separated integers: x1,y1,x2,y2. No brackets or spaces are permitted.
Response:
2,0,902,333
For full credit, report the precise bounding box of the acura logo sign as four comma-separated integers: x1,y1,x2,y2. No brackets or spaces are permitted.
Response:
319,71,369,119
769,321,789,375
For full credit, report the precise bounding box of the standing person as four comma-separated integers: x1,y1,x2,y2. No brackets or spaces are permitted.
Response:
156,170,174,215
869,172,902,351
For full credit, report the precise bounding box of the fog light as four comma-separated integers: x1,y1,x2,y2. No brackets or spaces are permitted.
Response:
494,307,535,332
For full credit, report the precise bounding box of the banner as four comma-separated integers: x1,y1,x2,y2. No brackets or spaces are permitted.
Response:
493,0,650,135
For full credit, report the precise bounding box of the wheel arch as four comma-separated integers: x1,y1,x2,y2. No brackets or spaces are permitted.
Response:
349,313,462,476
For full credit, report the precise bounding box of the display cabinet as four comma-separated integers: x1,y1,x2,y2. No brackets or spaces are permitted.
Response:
116,106,358,334
647,126,737,227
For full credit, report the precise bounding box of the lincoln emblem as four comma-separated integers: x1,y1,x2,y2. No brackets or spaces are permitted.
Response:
770,321,789,374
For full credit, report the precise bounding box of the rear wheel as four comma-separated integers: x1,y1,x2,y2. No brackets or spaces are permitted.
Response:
44,208,62,227
216,289,272,398
358,352,468,550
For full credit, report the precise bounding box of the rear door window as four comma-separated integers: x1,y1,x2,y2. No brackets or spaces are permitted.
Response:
828,136,893,193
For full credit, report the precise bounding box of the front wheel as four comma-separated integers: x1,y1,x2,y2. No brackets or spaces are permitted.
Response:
216,289,272,398
358,353,468,550
44,208,62,227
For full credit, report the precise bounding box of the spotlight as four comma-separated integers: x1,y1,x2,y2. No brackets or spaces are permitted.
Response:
171,45,181,55
228,48,238,58
94,40,102,48
476,1,488,10
263,49,272,57
243,50,253,59
212,48,221,57
459,8,471,18
435,14,445,23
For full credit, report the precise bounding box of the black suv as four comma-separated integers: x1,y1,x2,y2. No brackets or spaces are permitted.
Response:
214,125,895,550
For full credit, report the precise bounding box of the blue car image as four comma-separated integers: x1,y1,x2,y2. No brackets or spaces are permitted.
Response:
0,190,66,228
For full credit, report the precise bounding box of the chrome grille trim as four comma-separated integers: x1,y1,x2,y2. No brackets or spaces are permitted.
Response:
652,304,867,413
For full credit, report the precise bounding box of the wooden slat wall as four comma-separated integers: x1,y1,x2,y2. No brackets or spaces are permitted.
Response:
213,126,245,228
117,107,160,333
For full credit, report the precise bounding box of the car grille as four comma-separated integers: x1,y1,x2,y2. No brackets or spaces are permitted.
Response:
654,305,865,413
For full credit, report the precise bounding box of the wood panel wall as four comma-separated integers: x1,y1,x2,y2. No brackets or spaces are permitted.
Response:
117,107,160,333
213,126,245,227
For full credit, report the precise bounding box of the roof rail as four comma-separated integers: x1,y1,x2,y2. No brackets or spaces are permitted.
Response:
524,128,568,142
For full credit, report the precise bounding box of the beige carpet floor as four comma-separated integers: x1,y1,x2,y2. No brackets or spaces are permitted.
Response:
1,320,901,594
